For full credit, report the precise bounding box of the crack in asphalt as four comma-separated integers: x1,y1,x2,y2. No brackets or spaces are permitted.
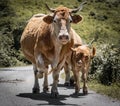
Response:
0,79,24,83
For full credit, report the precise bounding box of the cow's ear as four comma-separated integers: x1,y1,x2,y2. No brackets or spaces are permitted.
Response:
43,15,53,24
91,47,96,58
71,15,82,24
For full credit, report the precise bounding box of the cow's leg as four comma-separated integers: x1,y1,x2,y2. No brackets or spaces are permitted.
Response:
82,69,88,95
43,70,49,93
73,70,80,95
32,65,40,93
64,63,70,86
51,69,60,98
51,56,67,98
36,54,45,78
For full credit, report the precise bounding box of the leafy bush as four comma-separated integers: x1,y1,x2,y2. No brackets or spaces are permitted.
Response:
90,44,120,85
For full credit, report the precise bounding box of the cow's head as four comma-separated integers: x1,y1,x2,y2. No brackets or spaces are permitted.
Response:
43,1,86,45
71,45,96,68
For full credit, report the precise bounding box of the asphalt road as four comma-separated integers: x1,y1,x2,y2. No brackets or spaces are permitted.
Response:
0,66,119,106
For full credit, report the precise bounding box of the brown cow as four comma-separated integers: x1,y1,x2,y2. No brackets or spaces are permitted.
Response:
20,2,86,97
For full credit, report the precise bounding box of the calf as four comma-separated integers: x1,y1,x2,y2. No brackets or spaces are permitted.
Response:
67,45,96,94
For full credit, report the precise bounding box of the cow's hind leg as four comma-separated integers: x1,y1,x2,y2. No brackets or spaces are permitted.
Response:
64,63,70,86
32,65,40,93
43,70,49,93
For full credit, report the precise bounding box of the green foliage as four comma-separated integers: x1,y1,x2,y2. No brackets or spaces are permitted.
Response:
0,0,120,71
0,32,16,67
90,44,120,85
99,45,120,85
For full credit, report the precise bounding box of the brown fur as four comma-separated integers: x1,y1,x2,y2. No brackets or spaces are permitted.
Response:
20,5,83,96
71,45,96,94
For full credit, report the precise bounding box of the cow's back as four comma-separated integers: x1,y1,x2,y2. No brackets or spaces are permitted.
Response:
20,16,50,64
71,28,82,45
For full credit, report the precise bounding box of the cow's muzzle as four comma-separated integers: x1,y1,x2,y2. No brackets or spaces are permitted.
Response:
58,35,69,44
59,35,69,40
77,60,82,67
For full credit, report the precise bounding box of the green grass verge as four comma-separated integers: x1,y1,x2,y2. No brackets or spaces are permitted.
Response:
88,80,120,100
61,73,120,100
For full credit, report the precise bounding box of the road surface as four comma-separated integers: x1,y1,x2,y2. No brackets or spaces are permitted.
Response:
0,66,119,106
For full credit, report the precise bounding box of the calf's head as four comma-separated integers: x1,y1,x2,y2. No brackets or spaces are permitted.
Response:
43,2,86,45
71,45,96,68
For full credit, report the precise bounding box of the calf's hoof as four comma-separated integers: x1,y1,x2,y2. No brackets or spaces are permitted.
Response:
32,88,40,94
64,82,70,86
51,91,59,98
83,88,88,95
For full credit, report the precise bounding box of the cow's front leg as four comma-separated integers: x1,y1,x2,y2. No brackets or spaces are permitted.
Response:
32,65,40,93
51,69,59,98
73,70,80,95
82,69,88,95
43,71,49,93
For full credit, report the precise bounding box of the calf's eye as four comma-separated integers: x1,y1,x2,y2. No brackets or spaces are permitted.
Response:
85,56,89,60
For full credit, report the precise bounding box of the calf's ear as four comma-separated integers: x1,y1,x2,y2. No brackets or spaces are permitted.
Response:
43,15,53,24
71,47,77,52
91,47,96,58
71,15,82,24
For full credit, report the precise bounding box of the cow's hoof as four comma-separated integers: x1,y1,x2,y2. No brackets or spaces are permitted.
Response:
74,90,79,95
43,87,49,93
83,90,88,95
70,76,75,86
51,91,59,98
64,82,70,86
32,88,40,94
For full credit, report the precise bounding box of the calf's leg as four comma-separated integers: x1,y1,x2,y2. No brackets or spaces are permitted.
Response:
73,70,80,94
82,70,88,94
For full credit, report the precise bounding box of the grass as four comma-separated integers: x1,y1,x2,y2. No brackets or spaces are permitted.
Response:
61,73,120,100
88,80,120,100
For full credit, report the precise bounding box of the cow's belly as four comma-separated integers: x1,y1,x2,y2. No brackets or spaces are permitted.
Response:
21,36,36,64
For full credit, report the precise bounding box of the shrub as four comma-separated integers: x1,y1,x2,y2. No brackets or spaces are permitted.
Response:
90,44,120,85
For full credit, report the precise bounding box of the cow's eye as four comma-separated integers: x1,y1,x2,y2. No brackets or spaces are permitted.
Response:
70,19,72,23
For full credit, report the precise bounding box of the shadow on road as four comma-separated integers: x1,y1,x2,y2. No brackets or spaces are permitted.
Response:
17,92,85,105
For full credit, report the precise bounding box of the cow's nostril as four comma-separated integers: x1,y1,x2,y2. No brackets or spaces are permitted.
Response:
59,36,62,40
65,36,69,40
59,35,69,40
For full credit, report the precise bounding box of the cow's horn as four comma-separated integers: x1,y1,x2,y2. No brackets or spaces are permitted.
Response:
71,1,87,13
45,3,55,12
